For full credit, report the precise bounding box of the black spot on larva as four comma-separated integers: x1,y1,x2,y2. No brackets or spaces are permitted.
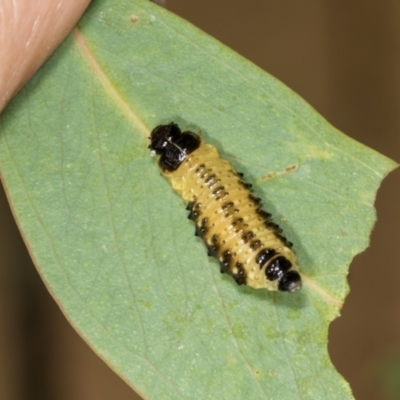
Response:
233,262,246,285
188,208,200,221
232,217,244,232
186,202,194,211
208,178,221,190
221,202,234,211
220,250,232,273
278,270,302,293
275,233,293,248
237,172,244,177
195,224,207,237
265,256,292,281
195,164,205,174
223,250,231,259
188,211,197,220
256,248,277,266
195,217,208,237
256,209,272,220
249,240,262,250
188,203,204,225
238,179,253,189
211,234,219,243
248,194,262,205
188,202,202,221
241,231,255,243
207,243,219,257
212,186,225,195
205,174,216,185
265,221,282,233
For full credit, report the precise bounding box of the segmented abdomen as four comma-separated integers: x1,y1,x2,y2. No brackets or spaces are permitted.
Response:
149,123,301,293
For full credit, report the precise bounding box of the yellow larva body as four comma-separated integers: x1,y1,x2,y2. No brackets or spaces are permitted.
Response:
149,123,301,293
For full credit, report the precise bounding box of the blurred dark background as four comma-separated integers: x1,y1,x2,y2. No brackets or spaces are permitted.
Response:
1,1,399,399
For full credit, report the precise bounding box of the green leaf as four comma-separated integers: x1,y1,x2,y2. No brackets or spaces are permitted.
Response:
0,0,396,399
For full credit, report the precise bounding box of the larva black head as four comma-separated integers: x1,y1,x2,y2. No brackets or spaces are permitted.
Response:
149,122,201,172
149,122,182,155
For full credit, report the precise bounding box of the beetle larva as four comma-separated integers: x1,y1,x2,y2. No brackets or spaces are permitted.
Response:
149,122,301,293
